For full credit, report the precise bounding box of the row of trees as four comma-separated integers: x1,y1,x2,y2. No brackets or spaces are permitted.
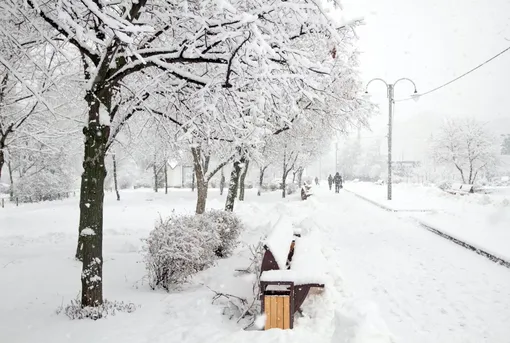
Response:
0,0,370,310
334,117,504,185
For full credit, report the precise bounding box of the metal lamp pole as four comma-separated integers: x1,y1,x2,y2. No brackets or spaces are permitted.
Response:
365,78,418,200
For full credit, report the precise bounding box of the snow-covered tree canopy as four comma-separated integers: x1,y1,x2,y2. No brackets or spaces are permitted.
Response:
431,118,500,185
4,0,366,147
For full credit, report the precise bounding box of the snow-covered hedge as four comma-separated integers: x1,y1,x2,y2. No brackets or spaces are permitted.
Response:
286,182,298,195
437,180,452,191
205,209,244,258
143,210,243,290
14,167,74,203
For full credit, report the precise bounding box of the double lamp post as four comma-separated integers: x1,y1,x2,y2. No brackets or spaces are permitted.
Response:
365,78,418,200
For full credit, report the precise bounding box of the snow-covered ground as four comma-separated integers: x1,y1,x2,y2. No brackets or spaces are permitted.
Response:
344,182,510,262
317,187,510,343
1,186,509,342
0,188,394,343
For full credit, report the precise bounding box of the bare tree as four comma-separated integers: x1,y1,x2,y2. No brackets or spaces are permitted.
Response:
431,118,500,184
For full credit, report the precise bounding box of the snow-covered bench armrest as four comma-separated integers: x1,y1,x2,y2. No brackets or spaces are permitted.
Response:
263,215,295,270
290,235,329,285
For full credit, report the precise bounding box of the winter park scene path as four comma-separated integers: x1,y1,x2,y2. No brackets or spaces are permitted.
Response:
2,187,510,342
315,186,510,343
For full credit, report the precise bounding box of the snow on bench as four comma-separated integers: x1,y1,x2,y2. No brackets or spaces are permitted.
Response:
290,234,328,285
447,183,474,195
263,215,295,270
260,231,328,330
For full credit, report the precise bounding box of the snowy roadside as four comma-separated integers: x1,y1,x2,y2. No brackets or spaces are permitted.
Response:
344,182,510,263
0,188,394,343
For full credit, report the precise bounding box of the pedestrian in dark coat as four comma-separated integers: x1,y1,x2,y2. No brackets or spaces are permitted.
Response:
334,172,342,193
315,177,319,186
328,174,333,190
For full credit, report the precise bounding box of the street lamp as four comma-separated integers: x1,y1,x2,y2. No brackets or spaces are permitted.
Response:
365,78,418,200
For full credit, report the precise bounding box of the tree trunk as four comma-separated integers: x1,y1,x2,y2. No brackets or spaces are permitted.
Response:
191,147,208,214
220,169,225,195
0,149,4,181
257,166,266,196
282,151,287,198
191,168,195,191
454,164,466,183
239,159,249,201
75,97,109,308
282,172,287,198
153,155,158,193
112,153,120,201
196,179,208,214
297,168,303,187
225,158,242,211
164,161,168,194
7,156,14,200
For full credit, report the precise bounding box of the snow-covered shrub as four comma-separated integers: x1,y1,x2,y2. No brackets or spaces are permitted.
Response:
58,297,137,320
15,166,74,203
203,210,243,258
143,215,219,290
437,180,452,191
286,182,298,195
268,182,279,191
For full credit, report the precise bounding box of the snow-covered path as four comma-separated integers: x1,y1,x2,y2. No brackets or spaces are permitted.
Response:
312,187,510,343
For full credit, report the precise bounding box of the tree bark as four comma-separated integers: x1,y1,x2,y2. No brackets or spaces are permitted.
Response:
75,93,109,308
112,153,120,201
239,159,249,201
191,147,207,214
0,149,4,181
454,163,466,183
297,168,304,187
164,160,168,194
7,156,14,200
220,169,225,195
282,172,288,198
225,158,243,211
257,166,267,196
196,179,208,214
191,168,195,192
153,154,158,193
282,151,287,198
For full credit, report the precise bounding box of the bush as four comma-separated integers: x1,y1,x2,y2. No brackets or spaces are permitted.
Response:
437,180,452,191
204,210,244,258
268,182,279,191
143,215,219,290
286,182,298,195
15,168,74,203
57,298,137,320
143,210,243,290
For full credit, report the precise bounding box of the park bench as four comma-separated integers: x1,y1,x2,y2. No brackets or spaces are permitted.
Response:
446,183,474,195
259,216,327,330
300,182,313,200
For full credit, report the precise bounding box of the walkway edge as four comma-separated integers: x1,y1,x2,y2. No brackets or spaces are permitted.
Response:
344,189,510,269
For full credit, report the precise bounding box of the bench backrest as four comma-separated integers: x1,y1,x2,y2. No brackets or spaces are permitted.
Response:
451,183,463,190
460,184,474,192
262,215,294,271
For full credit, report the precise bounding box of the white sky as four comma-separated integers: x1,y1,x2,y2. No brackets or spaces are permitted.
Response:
341,0,510,160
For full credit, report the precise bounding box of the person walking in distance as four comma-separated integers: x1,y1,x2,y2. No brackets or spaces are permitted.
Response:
328,174,333,190
334,172,342,193
315,176,319,186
